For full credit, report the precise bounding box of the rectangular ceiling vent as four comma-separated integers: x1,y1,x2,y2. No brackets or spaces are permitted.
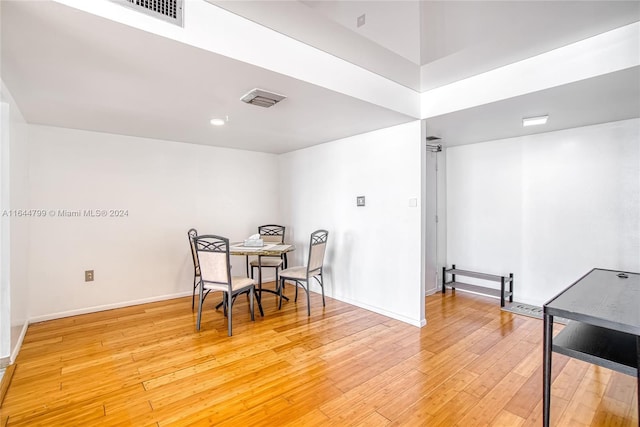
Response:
110,0,184,27
240,88,286,108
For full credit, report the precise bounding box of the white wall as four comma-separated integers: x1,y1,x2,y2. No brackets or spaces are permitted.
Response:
27,125,280,320
8,92,29,361
0,81,29,363
447,119,640,305
279,121,424,326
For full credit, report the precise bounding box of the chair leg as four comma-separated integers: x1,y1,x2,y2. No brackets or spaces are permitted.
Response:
228,291,233,337
192,275,197,310
227,294,241,317
255,284,264,316
305,282,311,316
317,275,325,307
250,287,255,321
295,283,299,302
196,282,204,330
278,278,284,310
276,264,287,292
223,292,228,317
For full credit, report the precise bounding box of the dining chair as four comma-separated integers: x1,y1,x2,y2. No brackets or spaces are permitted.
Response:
194,234,256,336
278,229,328,316
187,228,201,310
249,224,286,291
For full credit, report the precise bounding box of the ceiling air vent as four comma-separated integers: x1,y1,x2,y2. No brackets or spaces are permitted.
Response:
240,88,286,108
110,0,184,27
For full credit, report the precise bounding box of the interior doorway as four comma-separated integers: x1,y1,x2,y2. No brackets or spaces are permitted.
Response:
424,137,442,295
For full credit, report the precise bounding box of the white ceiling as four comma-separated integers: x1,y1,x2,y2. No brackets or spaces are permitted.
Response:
425,66,640,146
1,0,639,153
239,0,639,90
0,0,414,154
419,0,640,90
302,1,640,73
303,0,421,64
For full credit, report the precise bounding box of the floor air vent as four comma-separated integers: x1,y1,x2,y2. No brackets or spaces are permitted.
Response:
111,0,184,26
240,89,286,108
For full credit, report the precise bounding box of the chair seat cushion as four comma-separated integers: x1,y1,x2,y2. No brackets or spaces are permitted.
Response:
231,276,255,291
279,266,307,280
203,276,255,292
250,258,283,268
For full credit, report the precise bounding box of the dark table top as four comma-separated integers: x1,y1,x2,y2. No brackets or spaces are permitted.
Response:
544,268,640,336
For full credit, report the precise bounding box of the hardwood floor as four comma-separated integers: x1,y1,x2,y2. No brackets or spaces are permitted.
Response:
1,287,637,426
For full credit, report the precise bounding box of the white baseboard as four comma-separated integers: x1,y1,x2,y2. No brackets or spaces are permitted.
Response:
9,291,191,364
28,291,192,324
425,286,439,296
255,274,277,283
330,293,424,327
10,320,28,364
298,280,424,328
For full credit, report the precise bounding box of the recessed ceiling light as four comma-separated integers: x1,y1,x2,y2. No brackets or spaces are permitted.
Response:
522,115,548,127
210,118,225,126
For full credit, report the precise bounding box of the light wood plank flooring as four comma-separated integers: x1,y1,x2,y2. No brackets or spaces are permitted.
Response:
1,287,637,426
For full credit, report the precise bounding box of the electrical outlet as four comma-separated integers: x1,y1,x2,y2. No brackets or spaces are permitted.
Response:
85,270,94,282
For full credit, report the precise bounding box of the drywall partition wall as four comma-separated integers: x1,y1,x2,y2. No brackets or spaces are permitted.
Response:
446,119,640,306
0,81,29,363
208,1,420,90
0,100,9,363
421,22,640,118
279,121,424,326
27,125,279,320
8,90,29,361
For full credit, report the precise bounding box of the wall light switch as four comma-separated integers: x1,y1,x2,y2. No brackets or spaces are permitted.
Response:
85,270,94,282
357,14,366,27
356,196,365,207
408,198,418,207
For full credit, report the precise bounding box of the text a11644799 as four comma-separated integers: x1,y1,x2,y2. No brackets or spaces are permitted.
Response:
1,208,129,218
